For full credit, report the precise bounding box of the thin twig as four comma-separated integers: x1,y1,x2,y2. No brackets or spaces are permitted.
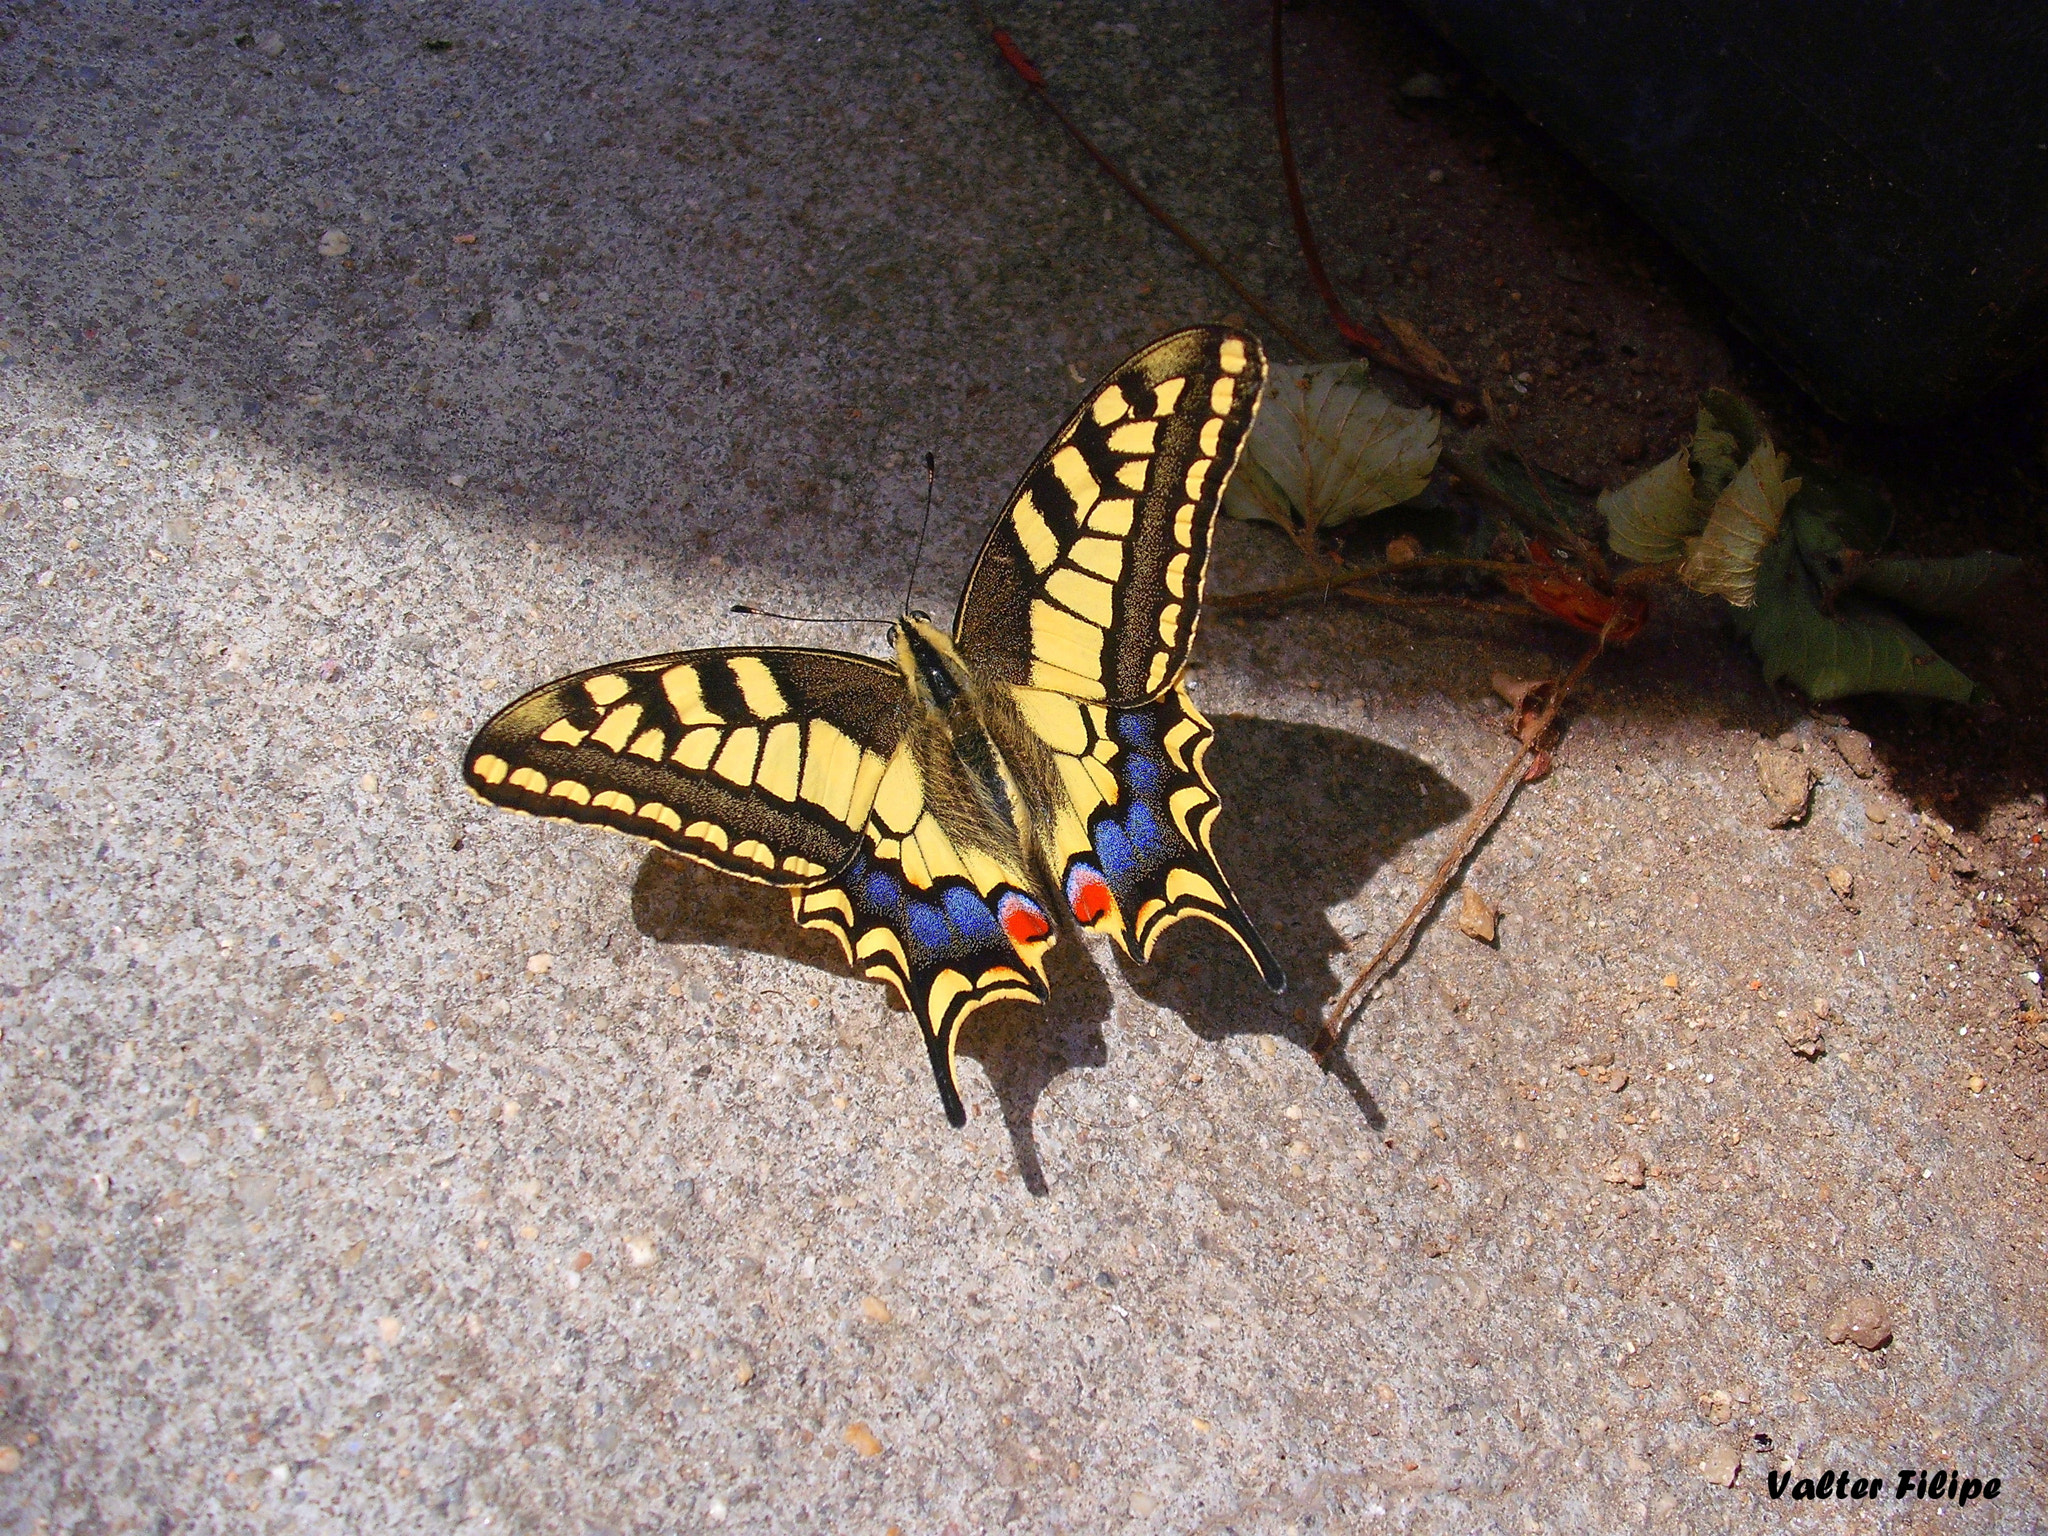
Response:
1216,554,1533,609
1267,1,1484,405
1271,0,1365,349
968,6,1324,361
1312,632,1608,1063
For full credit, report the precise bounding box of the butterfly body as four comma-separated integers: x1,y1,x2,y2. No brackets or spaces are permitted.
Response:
466,327,1283,1125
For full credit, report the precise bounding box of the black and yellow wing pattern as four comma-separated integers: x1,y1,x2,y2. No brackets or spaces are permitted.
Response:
465,647,904,885
956,325,1282,992
792,747,1058,1127
954,327,1261,703
465,325,1282,1129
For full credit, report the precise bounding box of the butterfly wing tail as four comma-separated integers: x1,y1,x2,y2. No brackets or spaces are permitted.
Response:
795,849,1056,1126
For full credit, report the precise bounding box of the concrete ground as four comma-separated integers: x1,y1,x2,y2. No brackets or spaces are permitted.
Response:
3,2,2044,1532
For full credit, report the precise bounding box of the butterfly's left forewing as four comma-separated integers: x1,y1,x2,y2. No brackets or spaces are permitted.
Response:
954,326,1265,705
792,742,1059,1127
464,647,904,887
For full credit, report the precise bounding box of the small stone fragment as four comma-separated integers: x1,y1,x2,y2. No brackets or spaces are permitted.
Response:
844,1421,883,1457
1456,887,1498,943
526,953,552,974
1400,71,1449,98
733,1360,754,1386
1966,1074,1985,1094
1831,728,1878,778
624,1234,657,1268
1779,1007,1824,1059
1754,740,1815,827
1129,1491,1159,1516
1826,866,1855,902
569,1250,594,1273
1699,1442,1742,1486
254,30,284,56
305,1069,338,1109
860,1295,892,1325
314,657,345,683
1385,533,1424,566
1701,1388,1734,1425
316,229,352,258
1825,1295,1892,1350
1603,1153,1646,1188
0,1446,20,1475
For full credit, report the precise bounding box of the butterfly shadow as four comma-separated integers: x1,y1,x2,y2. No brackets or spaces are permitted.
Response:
1113,713,1469,1129
628,849,1114,1195
625,713,1463,1193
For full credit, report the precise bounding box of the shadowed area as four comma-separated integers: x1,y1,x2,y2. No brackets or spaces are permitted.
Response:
630,714,1461,1186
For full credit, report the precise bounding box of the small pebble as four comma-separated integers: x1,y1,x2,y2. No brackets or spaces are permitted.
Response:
1399,71,1448,99
1425,167,1445,184
359,772,378,793
569,1251,594,1273
1754,740,1815,827
1602,1153,1646,1188
1779,1008,1824,1059
1825,1295,1892,1350
1384,533,1424,566
733,1360,754,1387
624,1235,657,1268
1699,1442,1741,1486
1130,1491,1159,1516
0,1446,20,1475
1456,887,1498,943
255,30,284,56
314,658,344,683
1831,728,1878,778
1967,1074,1985,1094
526,953,552,974
376,1317,401,1344
860,1295,892,1324
316,229,352,258
844,1421,883,1457
1702,1388,1734,1425
1826,867,1855,900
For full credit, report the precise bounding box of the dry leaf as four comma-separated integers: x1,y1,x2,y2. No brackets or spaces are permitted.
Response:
1223,363,1440,541
1597,447,1696,564
1378,313,1464,389
1681,443,1799,607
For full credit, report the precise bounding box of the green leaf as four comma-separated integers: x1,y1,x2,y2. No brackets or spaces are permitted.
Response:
1852,552,2022,617
1597,447,1698,563
1224,363,1440,536
1789,460,1892,551
1679,443,1799,607
1734,535,1979,702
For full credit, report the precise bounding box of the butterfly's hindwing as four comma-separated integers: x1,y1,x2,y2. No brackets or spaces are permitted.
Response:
792,751,1056,1127
1017,680,1284,992
464,648,904,887
955,326,1265,704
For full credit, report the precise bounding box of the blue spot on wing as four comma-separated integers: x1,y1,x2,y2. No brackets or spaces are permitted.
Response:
906,902,950,953
940,885,1001,942
1126,801,1172,858
1123,754,1163,796
1113,710,1154,748
864,870,902,911
1094,819,1136,883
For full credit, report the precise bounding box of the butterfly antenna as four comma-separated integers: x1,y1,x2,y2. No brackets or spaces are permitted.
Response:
730,604,892,627
903,451,936,615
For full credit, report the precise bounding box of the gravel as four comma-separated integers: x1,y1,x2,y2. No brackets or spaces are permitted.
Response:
1,2,2043,1531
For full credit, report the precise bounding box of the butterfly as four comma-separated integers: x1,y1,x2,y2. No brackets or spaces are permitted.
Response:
464,326,1284,1126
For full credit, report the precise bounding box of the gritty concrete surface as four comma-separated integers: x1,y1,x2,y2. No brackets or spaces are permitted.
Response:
3,3,2046,1532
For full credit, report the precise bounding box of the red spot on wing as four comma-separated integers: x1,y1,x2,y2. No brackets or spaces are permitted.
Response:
998,893,1052,947
1065,865,1113,926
